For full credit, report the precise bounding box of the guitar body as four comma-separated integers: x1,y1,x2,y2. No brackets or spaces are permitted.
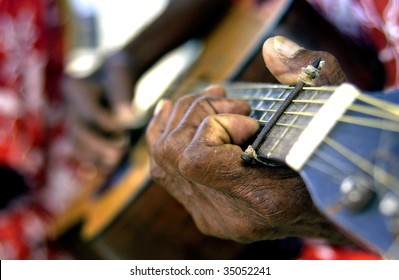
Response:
58,0,386,259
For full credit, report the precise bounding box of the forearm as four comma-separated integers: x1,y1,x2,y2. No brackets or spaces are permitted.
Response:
123,0,231,78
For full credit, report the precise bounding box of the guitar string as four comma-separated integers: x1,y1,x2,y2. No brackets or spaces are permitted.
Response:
224,84,336,92
257,85,288,127
323,137,399,194
203,83,399,133
303,146,399,261
197,82,399,120
349,103,399,122
232,82,399,119
313,148,355,178
256,119,399,193
207,84,399,255
253,108,399,133
306,148,352,185
259,117,399,194
307,142,387,199
242,96,327,104
355,93,399,117
250,87,287,157
247,97,399,121
242,87,399,194
257,87,300,156
258,119,305,129
229,85,399,181
266,90,320,156
240,84,399,136
179,83,399,184
255,122,399,194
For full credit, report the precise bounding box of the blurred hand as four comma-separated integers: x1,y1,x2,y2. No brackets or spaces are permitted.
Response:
146,36,351,243
63,51,137,174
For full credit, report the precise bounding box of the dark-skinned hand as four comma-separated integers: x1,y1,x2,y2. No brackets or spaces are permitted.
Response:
146,36,350,244
62,51,136,175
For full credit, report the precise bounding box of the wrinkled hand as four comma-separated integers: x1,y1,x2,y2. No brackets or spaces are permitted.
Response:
146,36,350,243
63,51,137,174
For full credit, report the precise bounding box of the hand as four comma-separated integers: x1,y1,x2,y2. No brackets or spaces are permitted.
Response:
146,36,350,244
63,51,137,174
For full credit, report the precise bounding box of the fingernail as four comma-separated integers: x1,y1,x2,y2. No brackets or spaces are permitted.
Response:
273,36,303,58
154,99,166,116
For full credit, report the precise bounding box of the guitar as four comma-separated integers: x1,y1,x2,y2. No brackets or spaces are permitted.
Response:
225,81,399,259
55,0,389,259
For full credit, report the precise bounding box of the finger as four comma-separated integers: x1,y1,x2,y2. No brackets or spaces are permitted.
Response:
163,85,226,135
170,87,253,142
63,77,122,132
195,114,259,146
178,114,259,188
176,96,252,136
146,99,173,153
262,36,347,86
161,97,252,167
71,122,127,170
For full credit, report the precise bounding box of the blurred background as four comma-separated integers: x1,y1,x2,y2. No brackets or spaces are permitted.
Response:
66,0,202,126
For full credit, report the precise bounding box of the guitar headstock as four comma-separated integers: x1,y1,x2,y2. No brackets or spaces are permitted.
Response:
231,82,399,258
293,86,399,259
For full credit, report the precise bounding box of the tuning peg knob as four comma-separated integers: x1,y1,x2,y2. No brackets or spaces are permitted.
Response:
379,193,399,235
340,175,374,211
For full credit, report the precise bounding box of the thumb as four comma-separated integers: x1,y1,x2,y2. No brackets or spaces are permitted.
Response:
263,36,347,86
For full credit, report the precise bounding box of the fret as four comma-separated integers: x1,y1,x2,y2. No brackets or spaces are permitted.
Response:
225,83,337,164
265,88,321,159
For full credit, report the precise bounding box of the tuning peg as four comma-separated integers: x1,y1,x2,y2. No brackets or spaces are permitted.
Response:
379,193,399,235
340,175,374,212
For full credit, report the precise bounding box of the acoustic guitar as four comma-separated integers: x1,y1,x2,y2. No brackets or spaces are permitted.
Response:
55,0,390,259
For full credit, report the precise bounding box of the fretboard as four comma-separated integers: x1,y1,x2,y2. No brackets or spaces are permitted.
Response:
224,82,339,166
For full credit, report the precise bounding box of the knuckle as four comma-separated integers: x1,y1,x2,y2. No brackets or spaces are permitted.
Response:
201,115,217,129
154,133,186,170
152,140,165,163
177,142,209,180
177,147,197,177
174,94,199,109
193,96,217,112
163,134,181,156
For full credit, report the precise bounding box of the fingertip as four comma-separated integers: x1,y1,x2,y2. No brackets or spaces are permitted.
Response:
205,114,259,146
146,99,172,148
271,36,303,58
153,98,172,117
263,36,311,85
262,37,275,60
154,99,166,116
